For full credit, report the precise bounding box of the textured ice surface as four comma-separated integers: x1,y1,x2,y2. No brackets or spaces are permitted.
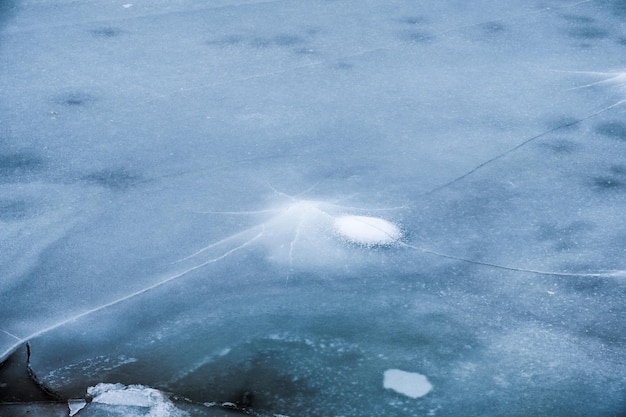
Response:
1,0,625,416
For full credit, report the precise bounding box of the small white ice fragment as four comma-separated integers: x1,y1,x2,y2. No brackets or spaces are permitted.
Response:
122,3,133,8
68,399,87,416
333,215,401,245
383,369,432,398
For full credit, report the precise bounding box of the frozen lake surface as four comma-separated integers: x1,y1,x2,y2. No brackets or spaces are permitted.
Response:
1,0,625,416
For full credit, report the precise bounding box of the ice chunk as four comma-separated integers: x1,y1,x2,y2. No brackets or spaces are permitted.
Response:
383,369,433,399
87,383,188,416
68,399,87,416
333,215,401,245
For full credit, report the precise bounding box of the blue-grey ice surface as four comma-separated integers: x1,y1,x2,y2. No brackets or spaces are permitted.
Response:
1,0,625,416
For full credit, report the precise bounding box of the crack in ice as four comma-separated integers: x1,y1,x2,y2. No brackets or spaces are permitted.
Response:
402,243,626,278
0,229,265,362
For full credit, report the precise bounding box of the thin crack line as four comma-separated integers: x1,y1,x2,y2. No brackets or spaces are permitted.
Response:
174,223,266,263
402,243,626,278
421,100,625,197
0,329,22,342
0,229,264,362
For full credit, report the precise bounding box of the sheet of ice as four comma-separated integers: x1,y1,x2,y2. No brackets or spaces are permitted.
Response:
1,0,625,416
383,369,433,399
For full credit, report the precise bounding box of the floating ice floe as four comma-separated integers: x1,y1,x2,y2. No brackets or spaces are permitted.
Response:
383,369,433,399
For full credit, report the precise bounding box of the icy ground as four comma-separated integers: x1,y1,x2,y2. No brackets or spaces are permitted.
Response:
1,0,625,416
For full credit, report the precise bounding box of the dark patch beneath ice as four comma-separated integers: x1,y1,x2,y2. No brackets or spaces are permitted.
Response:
0,0,17,28
561,14,596,24
609,164,626,175
399,30,434,43
586,151,626,191
598,0,626,19
590,176,624,191
536,221,594,251
293,47,316,56
271,34,305,47
332,61,353,70
207,33,309,52
250,34,305,48
480,22,506,34
53,91,95,107
596,121,626,140
83,168,143,190
0,152,43,180
567,26,609,39
0,199,29,221
396,16,428,25
539,139,579,154
561,276,613,294
206,34,244,47
90,27,122,38
545,116,581,131
249,37,276,48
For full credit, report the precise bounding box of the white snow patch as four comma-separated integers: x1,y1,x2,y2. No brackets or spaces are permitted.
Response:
383,369,432,399
333,215,401,245
87,383,188,416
